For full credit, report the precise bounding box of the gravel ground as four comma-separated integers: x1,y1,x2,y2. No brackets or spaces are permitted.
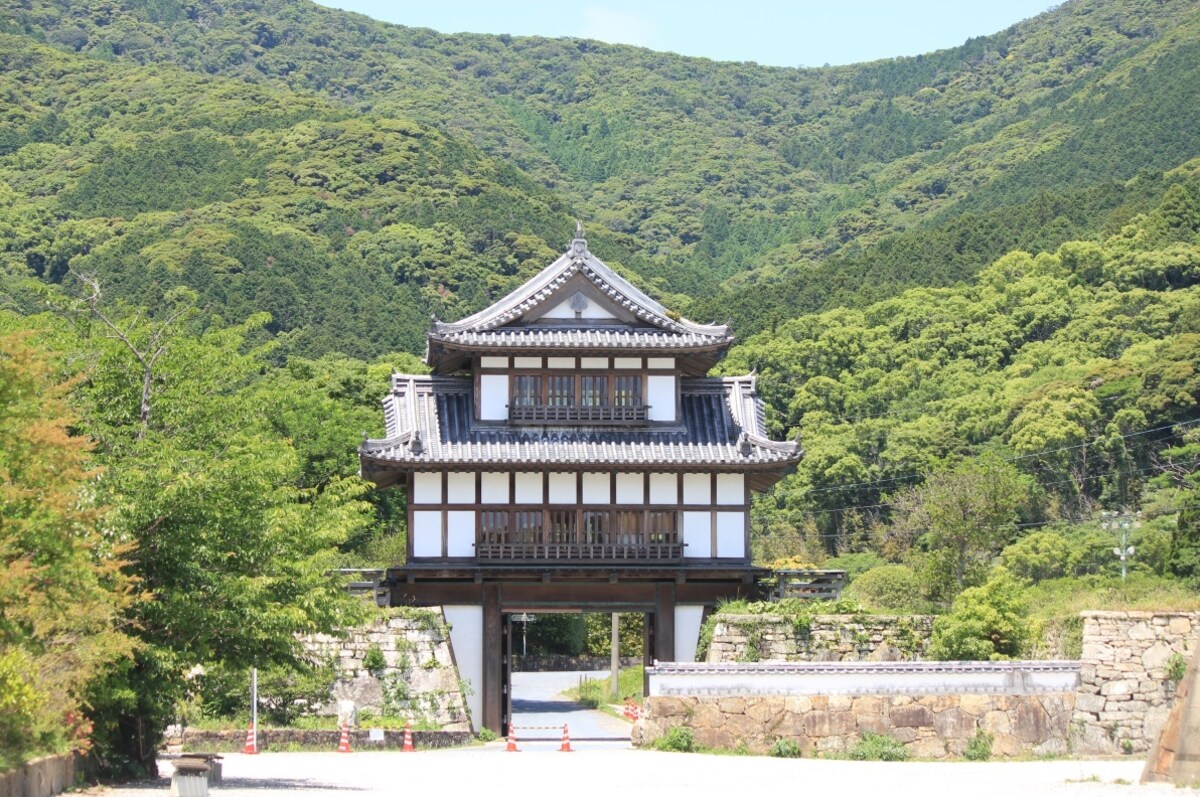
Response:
99,750,1172,797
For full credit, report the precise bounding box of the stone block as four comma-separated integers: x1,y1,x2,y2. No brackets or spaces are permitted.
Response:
718,697,746,715
856,714,891,735
958,694,993,716
992,732,1024,757
1100,678,1138,697
1013,699,1051,744
853,696,885,715
1127,622,1155,640
890,726,918,743
933,708,977,739
827,695,852,711
982,710,1011,735
1143,641,1174,671
805,709,856,737
783,696,812,714
1075,692,1105,714
890,704,933,728
692,701,727,729
909,736,948,759
1168,617,1193,635
1081,643,1114,662
746,700,782,725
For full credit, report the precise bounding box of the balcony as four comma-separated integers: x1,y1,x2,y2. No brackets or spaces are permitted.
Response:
509,403,649,425
476,541,683,563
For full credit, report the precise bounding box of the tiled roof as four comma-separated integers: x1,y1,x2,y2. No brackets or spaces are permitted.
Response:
428,327,728,350
360,374,800,470
426,233,732,363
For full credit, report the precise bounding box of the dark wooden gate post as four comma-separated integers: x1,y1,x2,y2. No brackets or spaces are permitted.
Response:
654,582,675,664
482,583,503,734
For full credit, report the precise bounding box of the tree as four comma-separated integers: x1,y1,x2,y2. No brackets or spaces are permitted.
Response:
79,312,372,776
0,329,132,769
1170,489,1200,581
893,456,1028,598
927,568,1030,661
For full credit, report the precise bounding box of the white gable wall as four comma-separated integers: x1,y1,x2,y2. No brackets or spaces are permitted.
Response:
539,292,617,320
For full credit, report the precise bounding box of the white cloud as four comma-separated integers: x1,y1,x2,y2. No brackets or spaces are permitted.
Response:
581,6,655,47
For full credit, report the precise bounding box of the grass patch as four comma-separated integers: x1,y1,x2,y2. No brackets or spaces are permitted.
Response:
650,726,695,753
564,666,644,709
848,732,910,761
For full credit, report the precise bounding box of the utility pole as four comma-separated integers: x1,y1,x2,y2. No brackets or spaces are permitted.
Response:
250,667,258,750
1101,510,1141,580
610,613,620,701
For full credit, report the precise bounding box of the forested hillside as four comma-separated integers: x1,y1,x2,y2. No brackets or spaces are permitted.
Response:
1,0,1199,777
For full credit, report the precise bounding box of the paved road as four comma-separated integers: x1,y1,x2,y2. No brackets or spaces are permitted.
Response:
101,751,1171,797
510,669,632,745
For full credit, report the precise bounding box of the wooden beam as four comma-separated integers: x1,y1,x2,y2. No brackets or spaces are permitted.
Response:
482,583,502,735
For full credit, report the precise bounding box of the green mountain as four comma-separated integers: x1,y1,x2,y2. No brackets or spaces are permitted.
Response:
4,0,1199,336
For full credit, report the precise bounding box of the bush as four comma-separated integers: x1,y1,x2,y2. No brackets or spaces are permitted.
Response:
1001,531,1074,583
362,644,386,677
770,737,803,758
842,565,929,613
825,552,888,581
928,568,1030,661
652,725,696,752
964,730,993,761
477,727,498,742
848,732,910,761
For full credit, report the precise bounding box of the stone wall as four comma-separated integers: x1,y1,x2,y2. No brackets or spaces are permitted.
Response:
1073,610,1199,754
303,608,470,732
0,754,89,797
635,692,1073,758
706,614,933,663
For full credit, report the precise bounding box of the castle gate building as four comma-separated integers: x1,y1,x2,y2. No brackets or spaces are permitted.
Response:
359,228,802,733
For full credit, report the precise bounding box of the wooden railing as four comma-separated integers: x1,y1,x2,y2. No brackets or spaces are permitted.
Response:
766,570,848,601
476,542,683,562
509,403,649,424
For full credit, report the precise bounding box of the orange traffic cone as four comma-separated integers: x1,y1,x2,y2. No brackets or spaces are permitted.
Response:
243,722,258,754
337,722,352,753
559,723,573,753
401,721,415,753
505,726,519,752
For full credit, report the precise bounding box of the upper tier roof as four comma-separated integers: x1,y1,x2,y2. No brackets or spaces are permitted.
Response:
359,373,801,489
426,228,733,372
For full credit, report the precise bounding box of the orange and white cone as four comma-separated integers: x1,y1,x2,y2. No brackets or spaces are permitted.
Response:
505,726,519,752
337,722,352,753
559,723,573,753
402,721,415,753
243,722,258,754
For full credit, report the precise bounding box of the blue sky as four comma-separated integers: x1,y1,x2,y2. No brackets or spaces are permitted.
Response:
315,1,1056,68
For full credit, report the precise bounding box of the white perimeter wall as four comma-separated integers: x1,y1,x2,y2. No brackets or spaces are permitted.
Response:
674,605,706,663
442,606,483,732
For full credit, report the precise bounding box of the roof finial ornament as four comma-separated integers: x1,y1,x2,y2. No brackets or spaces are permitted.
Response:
571,220,587,256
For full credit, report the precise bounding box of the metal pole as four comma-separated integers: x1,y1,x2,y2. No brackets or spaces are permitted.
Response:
251,667,258,748
610,612,620,701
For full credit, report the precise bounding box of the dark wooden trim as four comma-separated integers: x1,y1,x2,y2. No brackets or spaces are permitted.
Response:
655,583,676,664
482,584,502,734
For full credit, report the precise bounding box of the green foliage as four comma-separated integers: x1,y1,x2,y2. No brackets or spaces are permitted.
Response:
769,737,803,758
964,730,994,761
848,732,910,761
362,645,386,678
1165,652,1188,683
193,658,339,726
583,613,644,657
651,726,696,753
476,728,498,743
928,569,1031,661
825,552,888,581
842,565,931,614
566,666,645,707
524,614,586,657
1170,490,1200,580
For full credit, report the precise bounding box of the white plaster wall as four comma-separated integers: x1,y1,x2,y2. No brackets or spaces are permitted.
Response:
480,472,509,503
446,511,475,557
675,606,707,663
716,511,746,559
582,472,610,503
442,606,483,732
647,375,676,421
647,357,675,369
716,474,745,506
514,356,541,368
683,473,710,504
581,357,608,369
541,293,616,319
649,473,677,504
413,472,441,505
479,374,508,421
480,356,507,368
548,472,577,503
614,357,640,369
547,357,574,369
446,472,475,504
515,472,543,503
616,472,643,503
682,511,712,558
412,511,442,557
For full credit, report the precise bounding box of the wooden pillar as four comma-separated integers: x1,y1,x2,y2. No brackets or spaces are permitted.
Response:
482,583,503,734
654,582,676,664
